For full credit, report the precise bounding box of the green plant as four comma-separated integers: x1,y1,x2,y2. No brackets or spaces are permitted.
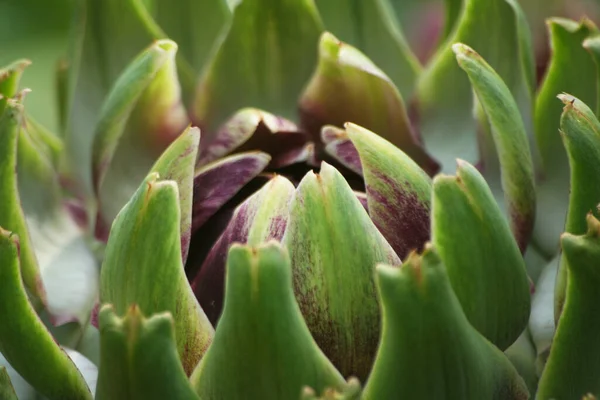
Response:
1,0,600,399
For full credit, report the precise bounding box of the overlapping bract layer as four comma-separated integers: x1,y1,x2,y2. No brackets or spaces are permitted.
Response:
3,0,600,398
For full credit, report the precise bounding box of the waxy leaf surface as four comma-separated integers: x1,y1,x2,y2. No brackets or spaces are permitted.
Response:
453,43,536,252
96,305,199,400
554,95,600,321
93,40,189,232
191,242,345,399
363,246,529,399
534,18,599,255
314,0,421,97
192,175,294,323
101,173,214,376
432,160,531,350
0,228,92,399
283,162,400,380
538,214,600,399
300,32,437,174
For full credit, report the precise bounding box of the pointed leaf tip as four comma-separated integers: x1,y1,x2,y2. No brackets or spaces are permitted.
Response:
342,123,432,259
284,161,399,380
299,33,437,175
191,241,345,399
432,159,531,350
101,172,213,376
364,245,529,400
0,228,92,399
453,42,536,253
193,175,294,324
96,304,199,400
538,213,600,399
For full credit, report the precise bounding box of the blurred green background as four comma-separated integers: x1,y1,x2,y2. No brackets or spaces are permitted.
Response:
1,0,598,134
0,0,74,132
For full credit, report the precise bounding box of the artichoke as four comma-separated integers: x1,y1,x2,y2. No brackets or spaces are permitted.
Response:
1,0,600,399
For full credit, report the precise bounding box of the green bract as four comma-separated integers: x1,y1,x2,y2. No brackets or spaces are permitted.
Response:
1,0,600,399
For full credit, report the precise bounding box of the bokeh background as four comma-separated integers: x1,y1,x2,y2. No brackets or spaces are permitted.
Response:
1,0,598,134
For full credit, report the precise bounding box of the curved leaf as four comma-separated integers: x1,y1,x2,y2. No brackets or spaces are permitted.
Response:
413,0,535,173
190,242,345,399
0,228,92,399
283,162,400,380
0,101,45,307
192,175,294,324
314,0,420,97
538,214,600,399
92,39,189,232
191,152,271,232
100,173,214,376
342,123,432,259
0,59,30,113
554,95,600,320
299,32,437,174
362,246,529,399
148,126,200,262
432,159,531,350
534,18,599,255
198,108,307,168
192,0,323,136
453,43,536,252
96,305,199,400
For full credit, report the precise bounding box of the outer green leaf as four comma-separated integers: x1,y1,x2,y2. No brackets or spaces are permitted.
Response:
96,305,199,400
538,214,600,399
0,101,46,307
432,160,531,350
0,59,30,113
535,18,598,171
314,0,421,97
143,0,231,73
63,0,167,201
453,43,536,252
192,0,323,136
92,40,189,232
554,94,600,321
148,126,200,262
283,162,400,380
299,32,437,175
533,18,599,255
0,367,18,400
362,246,529,399
0,228,92,399
190,242,345,399
413,0,535,172
100,173,214,376
193,175,295,323
343,123,432,259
